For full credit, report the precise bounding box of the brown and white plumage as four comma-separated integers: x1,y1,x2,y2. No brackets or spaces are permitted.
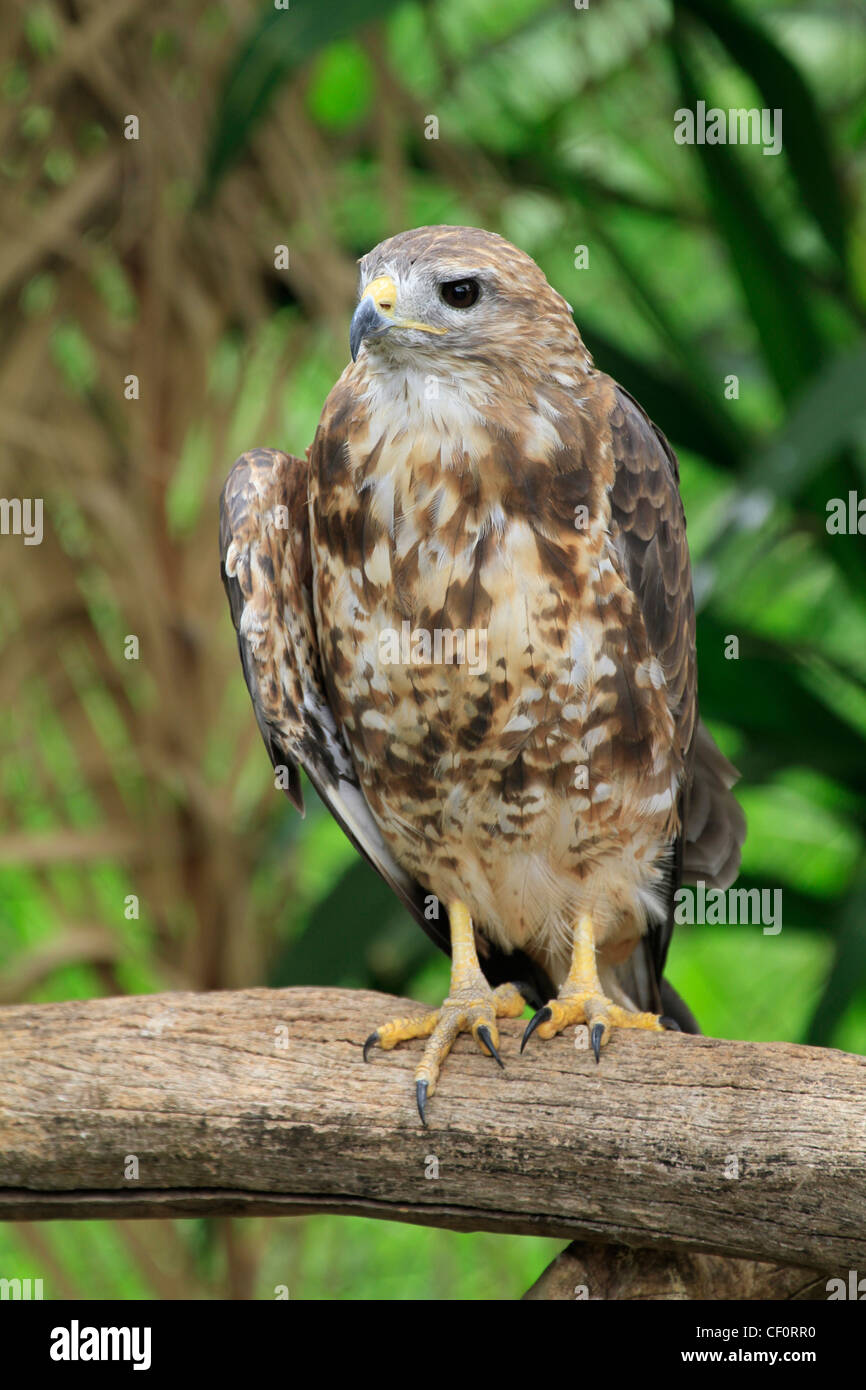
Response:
221,225,745,1104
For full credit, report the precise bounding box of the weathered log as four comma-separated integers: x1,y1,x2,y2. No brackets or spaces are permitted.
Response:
523,1241,827,1300
1,986,863,1275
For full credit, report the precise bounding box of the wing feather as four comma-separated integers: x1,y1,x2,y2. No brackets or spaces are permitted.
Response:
220,448,449,953
607,385,746,1020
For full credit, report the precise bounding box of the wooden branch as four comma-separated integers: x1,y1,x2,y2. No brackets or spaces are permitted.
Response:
1,987,863,1273
523,1241,827,1301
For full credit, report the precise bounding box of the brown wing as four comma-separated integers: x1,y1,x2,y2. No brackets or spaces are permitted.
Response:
220,447,449,953
607,384,746,1020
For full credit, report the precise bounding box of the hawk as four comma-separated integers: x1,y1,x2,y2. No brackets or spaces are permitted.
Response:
220,225,745,1123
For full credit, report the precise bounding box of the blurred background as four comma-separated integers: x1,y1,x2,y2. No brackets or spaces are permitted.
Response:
1,0,864,1300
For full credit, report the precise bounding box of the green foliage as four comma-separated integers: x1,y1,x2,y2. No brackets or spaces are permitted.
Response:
676,0,850,270
201,0,404,198
306,42,374,130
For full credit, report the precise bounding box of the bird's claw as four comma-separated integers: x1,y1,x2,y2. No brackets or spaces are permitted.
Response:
364,980,525,1122
476,1023,505,1069
416,1079,429,1126
520,1005,552,1053
521,992,666,1057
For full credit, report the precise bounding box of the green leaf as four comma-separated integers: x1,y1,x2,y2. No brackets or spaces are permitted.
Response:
670,25,829,402
307,40,374,131
696,615,866,796
201,0,405,199
747,339,866,500
742,339,866,594
268,857,426,989
675,0,849,274
806,870,866,1045
667,922,833,1044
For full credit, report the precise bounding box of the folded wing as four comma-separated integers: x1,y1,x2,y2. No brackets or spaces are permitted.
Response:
607,385,746,1023
219,447,449,953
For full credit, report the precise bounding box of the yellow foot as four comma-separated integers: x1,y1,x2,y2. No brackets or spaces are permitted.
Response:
363,899,526,1124
521,992,670,1061
364,979,525,1124
520,913,677,1061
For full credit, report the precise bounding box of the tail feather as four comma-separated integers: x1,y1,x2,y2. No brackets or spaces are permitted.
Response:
683,721,746,890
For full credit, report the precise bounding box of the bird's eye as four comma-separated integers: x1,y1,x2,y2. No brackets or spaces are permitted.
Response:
439,278,480,309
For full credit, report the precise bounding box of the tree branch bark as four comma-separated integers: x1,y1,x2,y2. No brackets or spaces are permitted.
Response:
523,1241,828,1300
1,986,863,1274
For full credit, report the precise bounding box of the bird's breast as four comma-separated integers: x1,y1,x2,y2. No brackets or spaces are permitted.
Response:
309,412,681,960
311,441,674,801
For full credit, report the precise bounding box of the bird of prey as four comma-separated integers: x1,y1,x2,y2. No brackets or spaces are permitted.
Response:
220,225,745,1123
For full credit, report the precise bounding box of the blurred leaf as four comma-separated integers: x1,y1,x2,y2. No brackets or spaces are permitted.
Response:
25,4,61,59
676,0,850,273
806,869,866,1045
51,321,98,395
307,41,374,131
201,0,404,198
737,781,861,895
696,615,866,795
667,921,832,1043
268,857,422,989
671,25,829,402
747,339,866,500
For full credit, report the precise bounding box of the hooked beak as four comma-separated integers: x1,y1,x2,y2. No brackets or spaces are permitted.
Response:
349,274,446,361
350,292,391,362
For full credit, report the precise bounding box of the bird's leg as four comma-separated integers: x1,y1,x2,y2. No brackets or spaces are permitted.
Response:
363,900,525,1124
521,913,669,1061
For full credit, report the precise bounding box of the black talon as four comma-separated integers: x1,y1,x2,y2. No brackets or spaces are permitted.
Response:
660,1016,681,1032
477,1024,505,1070
520,1005,552,1053
416,1079,428,1126
590,1022,605,1062
363,1030,379,1062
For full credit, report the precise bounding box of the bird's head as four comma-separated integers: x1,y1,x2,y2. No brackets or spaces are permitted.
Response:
349,225,586,383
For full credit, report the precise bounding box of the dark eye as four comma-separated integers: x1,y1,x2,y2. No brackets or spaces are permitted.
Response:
439,278,480,309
